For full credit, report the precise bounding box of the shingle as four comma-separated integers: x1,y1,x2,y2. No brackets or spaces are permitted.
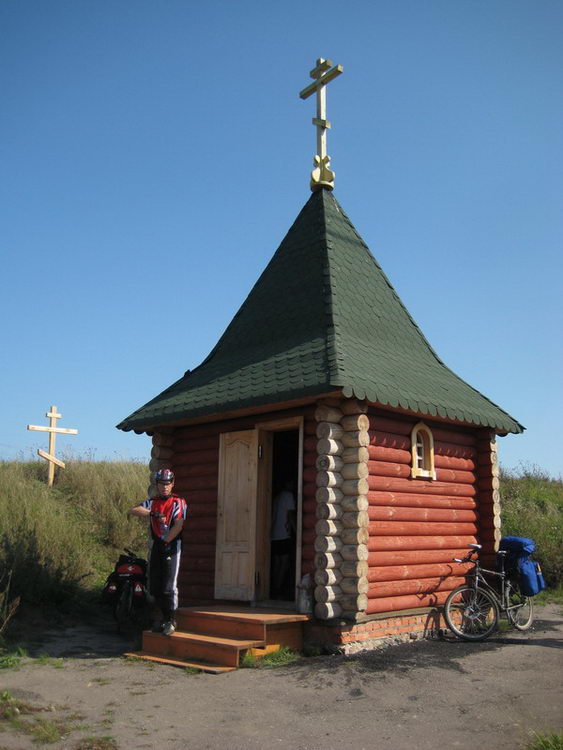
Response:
117,189,523,434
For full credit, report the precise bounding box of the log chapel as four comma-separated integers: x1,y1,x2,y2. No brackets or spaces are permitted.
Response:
118,59,523,655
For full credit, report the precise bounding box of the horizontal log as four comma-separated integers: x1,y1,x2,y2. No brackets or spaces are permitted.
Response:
315,568,343,586
341,398,368,415
368,575,466,599
342,510,369,529
184,528,216,544
315,519,343,536
369,430,410,452
317,422,344,440
184,514,217,529
476,451,499,469
316,438,343,456
184,557,215,572
341,576,369,595
314,536,343,553
316,502,343,521
303,467,317,484
315,602,342,619
341,527,370,545
315,585,342,602
368,444,411,465
172,462,217,480
180,489,217,504
341,414,370,432
302,529,316,546
316,454,343,472
369,415,412,436
316,487,343,504
369,521,478,537
303,482,317,499
152,432,174,447
303,499,317,516
151,445,174,460
368,562,473,582
368,491,476,510
304,419,318,436
341,543,369,561
435,467,476,485
148,458,169,473
174,435,219,453
434,454,476,472
368,548,473,567
340,560,369,578
315,405,343,423
340,593,368,612
181,584,214,600
432,426,476,447
368,506,477,523
340,495,369,513
304,436,317,453
342,446,370,464
368,477,476,497
173,448,219,466
178,570,214,586
341,430,370,448
368,535,477,552
365,590,450,614
342,478,369,495
314,552,342,569
434,439,477,460
316,470,343,488
303,515,317,530
342,462,369,480
182,543,215,557
175,475,218,491
368,460,411,479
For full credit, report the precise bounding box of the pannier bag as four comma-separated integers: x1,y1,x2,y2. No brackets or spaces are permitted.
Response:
499,536,546,597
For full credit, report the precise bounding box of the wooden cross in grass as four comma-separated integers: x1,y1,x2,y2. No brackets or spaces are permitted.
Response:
27,405,78,486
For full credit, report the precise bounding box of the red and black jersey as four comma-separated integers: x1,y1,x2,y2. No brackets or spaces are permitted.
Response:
141,494,187,551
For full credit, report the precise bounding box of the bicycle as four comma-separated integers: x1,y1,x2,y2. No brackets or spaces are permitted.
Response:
444,543,534,641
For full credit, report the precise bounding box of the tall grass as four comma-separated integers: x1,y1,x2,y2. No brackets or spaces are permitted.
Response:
500,464,563,588
0,459,149,607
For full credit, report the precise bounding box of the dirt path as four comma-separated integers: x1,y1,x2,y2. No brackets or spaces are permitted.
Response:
2,604,562,750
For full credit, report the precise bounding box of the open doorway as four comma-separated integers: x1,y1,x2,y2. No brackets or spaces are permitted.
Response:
269,430,299,601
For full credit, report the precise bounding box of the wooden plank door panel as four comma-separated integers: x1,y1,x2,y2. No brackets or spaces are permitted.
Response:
215,430,258,600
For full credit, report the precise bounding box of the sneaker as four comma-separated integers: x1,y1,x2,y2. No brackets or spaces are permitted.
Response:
151,622,164,633
162,620,176,636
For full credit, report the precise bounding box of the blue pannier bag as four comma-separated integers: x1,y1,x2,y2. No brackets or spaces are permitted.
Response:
519,560,546,597
499,536,545,596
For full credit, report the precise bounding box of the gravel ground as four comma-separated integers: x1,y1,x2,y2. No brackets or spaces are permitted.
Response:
1,603,562,750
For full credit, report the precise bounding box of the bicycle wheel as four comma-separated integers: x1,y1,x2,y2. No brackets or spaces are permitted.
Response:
444,586,499,641
114,581,133,632
505,580,534,631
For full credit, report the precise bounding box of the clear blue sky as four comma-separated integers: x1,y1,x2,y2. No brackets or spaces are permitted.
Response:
1,1,561,477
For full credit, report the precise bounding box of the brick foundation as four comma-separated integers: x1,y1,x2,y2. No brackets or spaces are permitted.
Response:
304,608,448,654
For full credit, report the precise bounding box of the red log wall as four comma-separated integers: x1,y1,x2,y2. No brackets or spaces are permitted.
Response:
366,409,490,616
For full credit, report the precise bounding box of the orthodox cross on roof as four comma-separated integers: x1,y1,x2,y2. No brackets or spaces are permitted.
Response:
299,58,343,191
27,404,78,486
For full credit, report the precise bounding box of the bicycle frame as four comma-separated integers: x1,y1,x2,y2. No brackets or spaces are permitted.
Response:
459,550,522,619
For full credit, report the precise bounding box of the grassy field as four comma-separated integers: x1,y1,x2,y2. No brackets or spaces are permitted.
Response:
0,458,561,629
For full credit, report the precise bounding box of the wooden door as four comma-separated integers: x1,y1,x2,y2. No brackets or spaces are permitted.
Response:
215,430,258,600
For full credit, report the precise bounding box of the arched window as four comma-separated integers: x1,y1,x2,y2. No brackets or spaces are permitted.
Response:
410,422,436,480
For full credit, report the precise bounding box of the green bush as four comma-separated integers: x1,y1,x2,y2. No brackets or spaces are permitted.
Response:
500,464,563,588
0,459,149,607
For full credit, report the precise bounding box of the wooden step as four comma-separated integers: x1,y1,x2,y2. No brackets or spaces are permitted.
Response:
143,630,261,668
124,651,235,674
126,606,311,673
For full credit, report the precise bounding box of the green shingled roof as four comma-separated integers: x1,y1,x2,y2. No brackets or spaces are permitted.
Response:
117,189,523,434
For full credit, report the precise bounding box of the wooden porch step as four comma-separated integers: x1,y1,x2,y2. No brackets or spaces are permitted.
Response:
123,651,235,674
126,606,311,673
143,630,262,668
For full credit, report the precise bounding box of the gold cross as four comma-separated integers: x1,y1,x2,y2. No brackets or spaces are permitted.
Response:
299,58,343,190
27,405,78,486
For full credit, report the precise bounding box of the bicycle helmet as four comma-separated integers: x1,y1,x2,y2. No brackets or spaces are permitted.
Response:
155,468,175,483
